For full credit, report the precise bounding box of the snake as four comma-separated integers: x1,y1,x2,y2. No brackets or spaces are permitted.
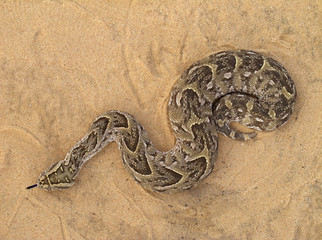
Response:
26,50,297,193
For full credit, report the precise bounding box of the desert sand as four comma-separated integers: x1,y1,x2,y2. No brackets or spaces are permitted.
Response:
0,1,321,239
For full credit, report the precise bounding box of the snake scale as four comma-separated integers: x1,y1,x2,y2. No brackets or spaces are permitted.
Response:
27,50,296,193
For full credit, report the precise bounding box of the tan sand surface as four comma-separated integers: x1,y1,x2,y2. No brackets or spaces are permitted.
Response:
0,1,321,239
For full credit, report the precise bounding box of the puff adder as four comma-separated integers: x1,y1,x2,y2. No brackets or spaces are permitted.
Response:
27,50,296,193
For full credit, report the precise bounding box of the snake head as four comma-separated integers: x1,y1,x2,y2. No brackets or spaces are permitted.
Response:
36,161,75,191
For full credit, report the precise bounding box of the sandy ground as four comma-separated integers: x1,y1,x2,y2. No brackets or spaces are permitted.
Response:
0,1,321,240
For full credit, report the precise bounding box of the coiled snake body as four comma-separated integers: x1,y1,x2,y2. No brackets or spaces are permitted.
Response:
27,50,296,193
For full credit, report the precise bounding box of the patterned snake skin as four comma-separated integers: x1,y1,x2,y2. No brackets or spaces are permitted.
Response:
27,50,297,193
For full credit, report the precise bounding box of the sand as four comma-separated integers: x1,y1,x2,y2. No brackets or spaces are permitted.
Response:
0,1,321,239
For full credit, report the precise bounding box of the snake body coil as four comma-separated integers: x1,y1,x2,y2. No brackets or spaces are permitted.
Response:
29,50,296,193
